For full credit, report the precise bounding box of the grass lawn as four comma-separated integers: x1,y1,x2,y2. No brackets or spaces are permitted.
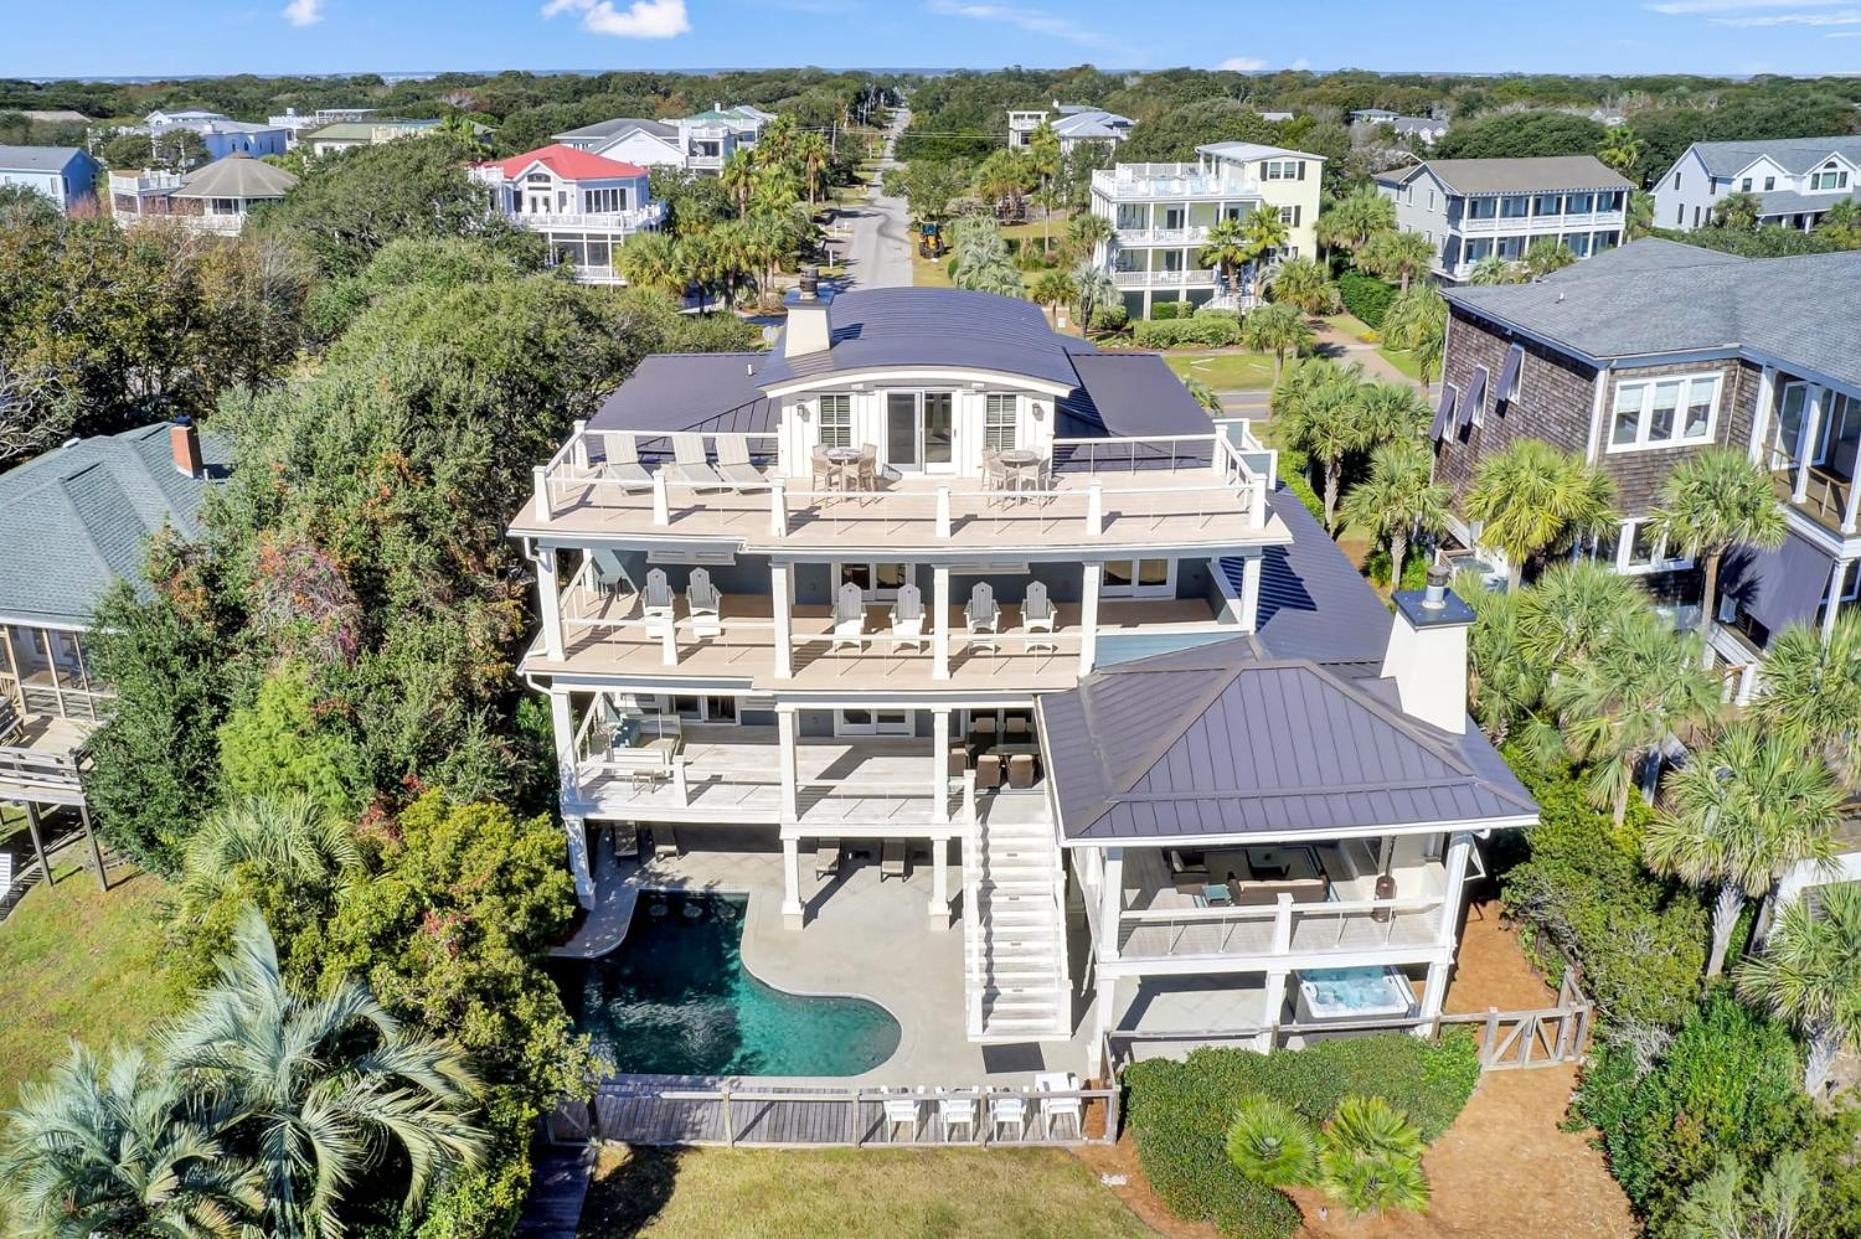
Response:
1162,351,1278,391
582,1145,1152,1237
1377,345,1426,381
0,867,181,1104
1319,311,1377,340
910,249,955,288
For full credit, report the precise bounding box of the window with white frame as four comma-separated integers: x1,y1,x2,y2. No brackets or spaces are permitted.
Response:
836,561,910,600
1617,519,1691,574
583,186,627,213
984,394,1018,451
1811,163,1850,191
1262,159,1306,181
1607,373,1720,452
1277,204,1300,226
1740,177,1753,192
1101,558,1173,598
818,393,852,448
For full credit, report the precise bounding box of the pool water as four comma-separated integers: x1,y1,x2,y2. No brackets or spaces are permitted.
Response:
1300,966,1412,1014
559,891,901,1077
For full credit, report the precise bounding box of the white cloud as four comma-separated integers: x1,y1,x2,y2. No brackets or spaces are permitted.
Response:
1709,7,1861,24
1648,0,1843,11
1218,57,1266,71
924,1,1111,48
542,0,690,38
281,0,324,26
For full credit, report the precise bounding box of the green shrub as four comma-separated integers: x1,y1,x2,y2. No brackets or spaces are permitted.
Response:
1149,299,1191,320
1573,991,1812,1226
1271,442,1325,522
1089,301,1129,333
1499,755,1707,1028
1124,1033,1480,1237
1338,271,1398,329
1132,315,1243,348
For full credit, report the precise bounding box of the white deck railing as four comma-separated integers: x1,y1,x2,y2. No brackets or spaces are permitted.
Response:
1113,892,1446,964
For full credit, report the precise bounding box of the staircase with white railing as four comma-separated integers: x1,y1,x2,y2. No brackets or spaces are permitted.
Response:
962,800,1071,1041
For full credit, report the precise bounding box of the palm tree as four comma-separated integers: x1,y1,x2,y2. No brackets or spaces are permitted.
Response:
950,214,1024,297
1625,189,1656,241
1464,438,1615,589
1029,267,1075,324
972,148,1035,219
1549,610,1719,824
1523,239,1577,280
794,130,830,206
1226,1096,1317,1188
1514,559,1642,672
1341,438,1451,589
742,210,788,310
719,148,757,217
1597,124,1644,177
1181,376,1222,414
177,795,360,917
1198,216,1253,290
1,1044,264,1237
1714,190,1763,231
166,910,486,1237
1357,229,1436,292
1645,724,1842,977
1070,260,1117,335
1062,211,1113,266
1356,381,1431,445
1241,210,1291,296
1266,256,1341,314
708,219,759,310
1026,122,1062,253
1817,198,1861,248
1317,1096,1430,1216
1736,882,1861,1096
1315,185,1397,257
1378,287,1447,395
1239,301,1314,384
616,230,686,299
1458,575,1553,746
1274,358,1369,531
1648,447,1786,666
1467,255,1524,286
1754,611,1861,784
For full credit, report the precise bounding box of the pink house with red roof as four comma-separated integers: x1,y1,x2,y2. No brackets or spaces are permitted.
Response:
472,143,666,285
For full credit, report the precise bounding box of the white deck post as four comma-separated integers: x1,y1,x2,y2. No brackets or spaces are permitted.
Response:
536,548,565,662
778,708,800,820
564,816,594,910
532,465,551,521
1249,474,1268,529
772,562,794,679
1749,366,1777,463
659,612,678,666
932,707,951,823
1260,970,1289,1052
929,835,949,927
936,486,952,539
1415,960,1451,1036
1098,846,1123,965
770,480,787,537
1795,387,1826,503
652,470,671,525
1088,971,1116,1078
1271,892,1295,954
1239,554,1262,632
1079,561,1102,675
932,565,951,680
1823,561,1849,639
549,687,578,800
1085,480,1103,536
781,835,804,929
1439,831,1474,947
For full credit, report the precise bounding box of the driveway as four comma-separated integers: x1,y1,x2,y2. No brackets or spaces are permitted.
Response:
835,108,912,290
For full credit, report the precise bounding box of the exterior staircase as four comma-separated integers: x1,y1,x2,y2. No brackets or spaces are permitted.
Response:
963,808,1071,1041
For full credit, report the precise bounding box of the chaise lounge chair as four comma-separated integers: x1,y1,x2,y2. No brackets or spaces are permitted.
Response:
597,431,653,491
668,433,724,489
715,436,768,490
814,837,843,879
880,837,909,881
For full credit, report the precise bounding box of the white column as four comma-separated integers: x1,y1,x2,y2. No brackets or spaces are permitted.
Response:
932,707,951,823
932,565,951,680
781,836,804,928
1823,561,1849,640
1414,960,1451,1034
771,562,793,679
929,835,949,927
1239,554,1262,632
1088,971,1117,1079
1098,846,1123,964
778,707,800,820
1259,970,1289,1052
1749,365,1777,463
564,817,594,910
1846,478,1861,536
1795,387,1826,504
549,687,578,800
1439,831,1474,947
536,548,565,661
1079,561,1102,675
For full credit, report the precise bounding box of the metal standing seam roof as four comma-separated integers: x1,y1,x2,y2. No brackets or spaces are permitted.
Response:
1244,491,1399,663
0,424,229,628
1059,354,1215,440
1444,242,1861,391
1195,141,1327,164
1037,636,1536,844
1687,135,1861,179
0,144,90,174
589,353,776,435
1390,156,1633,196
172,154,298,200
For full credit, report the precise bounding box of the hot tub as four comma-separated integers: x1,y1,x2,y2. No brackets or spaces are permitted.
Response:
1295,966,1415,1024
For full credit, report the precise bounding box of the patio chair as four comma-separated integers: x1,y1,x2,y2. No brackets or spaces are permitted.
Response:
990,1094,1026,1142
1035,1073,1082,1140
686,567,721,616
598,431,653,490
883,1091,921,1142
938,1091,978,1142
974,754,1002,791
715,436,768,490
1022,581,1056,654
831,581,866,653
668,433,724,489
965,582,1000,654
980,448,1008,493
811,444,838,491
814,837,843,879
880,837,909,881
1004,714,1031,739
970,715,997,748
1007,753,1036,790
889,582,926,654
947,745,968,777
856,443,879,490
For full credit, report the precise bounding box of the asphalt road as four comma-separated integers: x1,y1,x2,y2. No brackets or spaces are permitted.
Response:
837,109,912,290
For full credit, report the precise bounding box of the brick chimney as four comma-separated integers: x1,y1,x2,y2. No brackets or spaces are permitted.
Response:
782,267,834,358
169,415,203,478
1380,564,1474,735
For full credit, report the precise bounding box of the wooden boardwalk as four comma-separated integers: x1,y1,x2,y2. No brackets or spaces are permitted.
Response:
514,1144,592,1239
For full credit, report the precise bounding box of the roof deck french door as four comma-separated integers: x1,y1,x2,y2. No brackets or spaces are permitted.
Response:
886,391,956,474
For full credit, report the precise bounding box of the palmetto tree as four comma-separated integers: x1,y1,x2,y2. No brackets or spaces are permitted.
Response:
1464,438,1615,589
1062,211,1112,266
1457,572,1554,746
1714,190,1763,231
1357,229,1436,292
1736,881,1861,1096
1378,287,1447,395
1648,447,1786,666
1817,198,1861,248
950,214,1024,297
708,219,758,310
1466,255,1524,286
1645,724,1842,977
1514,559,1641,672
1754,610,1861,784
1548,610,1719,824
1029,267,1075,324
1625,189,1656,241
616,230,686,299
794,130,830,206
719,148,757,217
178,795,360,918
1239,301,1314,384
1317,1096,1430,1217
1027,122,1062,253
1315,184,1397,257
1226,1096,1317,1189
1198,216,1253,289
1241,210,1291,295
1266,256,1341,314
1356,381,1431,446
1,1044,264,1237
1274,358,1369,531
1341,438,1451,589
1070,260,1117,334
1522,239,1577,280
166,910,486,1238
1597,124,1644,177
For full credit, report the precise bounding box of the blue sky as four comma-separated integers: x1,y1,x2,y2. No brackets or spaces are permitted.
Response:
6,0,1861,79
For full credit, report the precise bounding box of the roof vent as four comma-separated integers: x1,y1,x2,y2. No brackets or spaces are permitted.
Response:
61,437,80,450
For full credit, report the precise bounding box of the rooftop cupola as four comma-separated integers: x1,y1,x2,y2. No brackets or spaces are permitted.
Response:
782,267,834,358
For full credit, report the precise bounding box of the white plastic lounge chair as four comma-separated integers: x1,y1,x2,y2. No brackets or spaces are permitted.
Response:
965,582,1000,654
880,837,908,881
938,1092,977,1142
598,432,653,490
668,433,724,489
1022,581,1056,654
990,1094,1026,1141
889,582,925,654
814,837,842,879
715,436,768,490
1035,1073,1081,1139
831,581,865,652
884,1092,921,1141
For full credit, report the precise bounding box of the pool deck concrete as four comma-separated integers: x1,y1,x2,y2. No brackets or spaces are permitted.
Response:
558,828,1094,1086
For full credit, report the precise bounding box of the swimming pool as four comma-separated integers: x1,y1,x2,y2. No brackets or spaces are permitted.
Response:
557,890,901,1077
1296,966,1415,1022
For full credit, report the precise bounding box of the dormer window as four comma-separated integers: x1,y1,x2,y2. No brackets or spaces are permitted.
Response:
1812,162,1850,191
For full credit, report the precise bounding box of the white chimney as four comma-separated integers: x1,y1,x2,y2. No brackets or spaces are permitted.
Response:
783,267,833,358
1379,564,1473,735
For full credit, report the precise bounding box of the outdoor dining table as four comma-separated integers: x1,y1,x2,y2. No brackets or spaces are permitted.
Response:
999,448,1043,492
825,445,863,492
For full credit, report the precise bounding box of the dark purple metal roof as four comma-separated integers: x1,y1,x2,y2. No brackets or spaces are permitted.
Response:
1038,635,1535,843
588,353,777,435
1242,492,1397,663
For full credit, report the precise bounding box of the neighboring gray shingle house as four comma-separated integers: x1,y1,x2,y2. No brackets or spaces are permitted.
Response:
1375,155,1633,281
0,144,100,213
1433,239,1861,698
1008,103,1135,154
1654,135,1861,233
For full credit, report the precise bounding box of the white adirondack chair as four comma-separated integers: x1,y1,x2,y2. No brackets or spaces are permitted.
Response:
686,567,722,640
1022,580,1056,654
832,581,866,652
599,432,653,490
889,581,925,654
965,582,1000,654
642,568,675,638
668,433,724,489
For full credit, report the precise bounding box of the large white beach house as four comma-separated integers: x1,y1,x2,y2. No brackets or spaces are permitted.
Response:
512,285,1534,1073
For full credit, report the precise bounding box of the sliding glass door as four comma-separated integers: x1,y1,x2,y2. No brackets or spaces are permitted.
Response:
885,391,955,473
